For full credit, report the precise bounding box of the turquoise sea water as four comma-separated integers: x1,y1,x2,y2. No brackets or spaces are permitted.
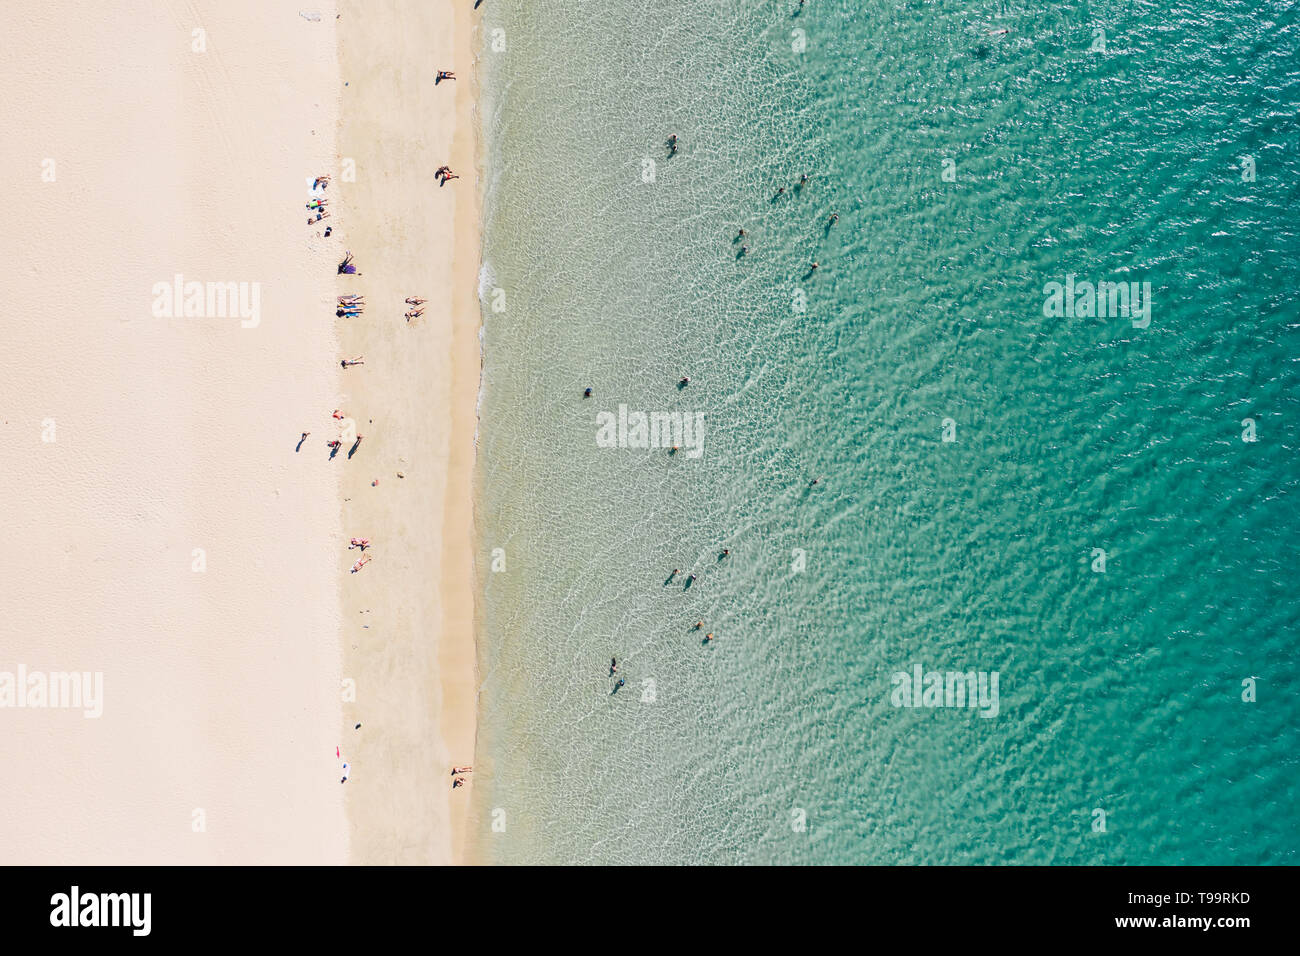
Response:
470,0,1299,864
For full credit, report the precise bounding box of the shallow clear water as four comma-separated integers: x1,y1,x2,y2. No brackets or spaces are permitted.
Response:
470,0,1300,864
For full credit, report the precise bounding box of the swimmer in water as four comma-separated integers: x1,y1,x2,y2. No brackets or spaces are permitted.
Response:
584,387,592,397
704,632,714,643
610,657,618,675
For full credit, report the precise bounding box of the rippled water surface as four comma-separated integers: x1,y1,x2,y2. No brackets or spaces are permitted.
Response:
469,0,1300,864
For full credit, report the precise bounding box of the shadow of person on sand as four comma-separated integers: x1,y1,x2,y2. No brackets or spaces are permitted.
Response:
348,439,362,459
296,436,307,453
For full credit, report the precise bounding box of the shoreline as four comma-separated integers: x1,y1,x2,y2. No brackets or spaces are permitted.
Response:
335,0,481,864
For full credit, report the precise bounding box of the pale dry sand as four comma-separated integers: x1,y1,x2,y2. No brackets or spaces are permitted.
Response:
1,0,481,864
334,0,480,865
0,1,344,863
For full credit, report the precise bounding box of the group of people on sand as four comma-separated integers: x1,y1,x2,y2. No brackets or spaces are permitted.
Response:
451,766,472,788
338,294,364,317
436,165,460,185
348,534,372,572
309,175,331,226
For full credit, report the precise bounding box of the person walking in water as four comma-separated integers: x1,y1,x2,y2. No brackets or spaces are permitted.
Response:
610,657,618,675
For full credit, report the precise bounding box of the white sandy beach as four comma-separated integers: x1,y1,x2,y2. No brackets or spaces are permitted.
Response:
0,0,479,864
334,0,481,864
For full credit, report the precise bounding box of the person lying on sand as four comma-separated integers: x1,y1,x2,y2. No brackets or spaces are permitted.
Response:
341,356,364,368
